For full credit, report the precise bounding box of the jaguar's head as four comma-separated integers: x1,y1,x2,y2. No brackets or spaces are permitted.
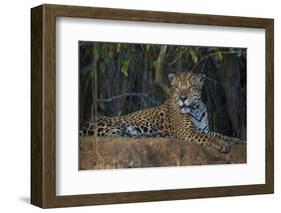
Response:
168,72,205,114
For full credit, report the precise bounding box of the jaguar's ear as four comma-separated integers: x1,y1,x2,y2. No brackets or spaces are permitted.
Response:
168,73,175,82
198,73,206,84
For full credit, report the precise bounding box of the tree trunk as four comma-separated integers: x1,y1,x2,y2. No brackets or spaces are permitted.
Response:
155,45,170,95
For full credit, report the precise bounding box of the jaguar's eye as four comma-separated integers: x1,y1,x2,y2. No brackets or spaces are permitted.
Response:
189,87,195,92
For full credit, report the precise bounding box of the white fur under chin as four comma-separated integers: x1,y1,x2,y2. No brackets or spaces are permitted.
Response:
180,107,191,114
178,100,184,107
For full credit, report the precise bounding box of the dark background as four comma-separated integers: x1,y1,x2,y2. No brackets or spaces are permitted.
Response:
79,42,246,140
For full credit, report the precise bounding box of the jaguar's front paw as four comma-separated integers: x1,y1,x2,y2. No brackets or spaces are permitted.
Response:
213,140,231,153
228,137,246,145
219,143,231,153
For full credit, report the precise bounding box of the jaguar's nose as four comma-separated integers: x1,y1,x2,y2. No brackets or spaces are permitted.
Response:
180,96,187,102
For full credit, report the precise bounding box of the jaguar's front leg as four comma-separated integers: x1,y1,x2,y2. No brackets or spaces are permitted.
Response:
208,132,246,145
175,129,232,153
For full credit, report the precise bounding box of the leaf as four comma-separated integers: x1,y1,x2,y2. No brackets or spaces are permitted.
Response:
121,60,129,77
215,50,223,62
116,43,121,53
152,60,157,68
99,103,106,111
99,62,106,74
189,48,198,63
145,44,150,52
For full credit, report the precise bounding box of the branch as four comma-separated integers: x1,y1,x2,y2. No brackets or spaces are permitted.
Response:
167,47,189,66
191,51,241,73
97,93,149,103
155,46,170,95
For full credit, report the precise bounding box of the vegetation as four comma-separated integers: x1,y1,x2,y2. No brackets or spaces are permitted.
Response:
79,42,246,140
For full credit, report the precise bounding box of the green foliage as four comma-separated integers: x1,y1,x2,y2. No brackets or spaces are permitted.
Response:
189,48,198,63
152,60,157,68
214,48,223,62
145,44,151,52
99,62,106,74
121,59,129,77
116,43,121,53
79,42,247,139
81,66,92,78
98,102,106,111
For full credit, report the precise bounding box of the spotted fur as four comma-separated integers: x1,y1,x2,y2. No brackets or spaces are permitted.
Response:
124,99,208,136
80,72,244,152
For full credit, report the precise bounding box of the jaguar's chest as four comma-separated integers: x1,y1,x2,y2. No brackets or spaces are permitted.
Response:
187,104,209,133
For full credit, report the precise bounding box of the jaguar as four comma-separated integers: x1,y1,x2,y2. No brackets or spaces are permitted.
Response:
80,72,244,152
